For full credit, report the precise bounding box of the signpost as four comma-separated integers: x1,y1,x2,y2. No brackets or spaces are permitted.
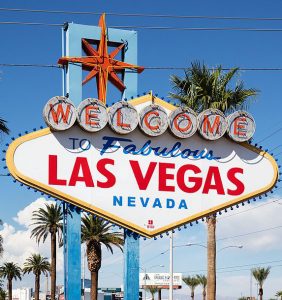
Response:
5,13,279,300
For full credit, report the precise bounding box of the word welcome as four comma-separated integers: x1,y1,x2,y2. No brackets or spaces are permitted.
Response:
43,96,255,142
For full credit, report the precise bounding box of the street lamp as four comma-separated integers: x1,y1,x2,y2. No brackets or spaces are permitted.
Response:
160,242,242,300
217,245,243,253
175,243,243,253
140,264,164,300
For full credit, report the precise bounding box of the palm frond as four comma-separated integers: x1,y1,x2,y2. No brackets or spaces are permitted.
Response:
251,266,271,287
169,61,258,114
0,118,9,135
23,253,50,275
0,262,22,281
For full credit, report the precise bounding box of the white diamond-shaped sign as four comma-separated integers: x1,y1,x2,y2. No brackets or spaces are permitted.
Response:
6,97,279,237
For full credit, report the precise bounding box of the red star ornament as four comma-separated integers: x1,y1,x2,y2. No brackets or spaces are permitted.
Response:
58,13,144,104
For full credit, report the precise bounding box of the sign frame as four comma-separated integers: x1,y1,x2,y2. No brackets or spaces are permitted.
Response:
6,95,279,238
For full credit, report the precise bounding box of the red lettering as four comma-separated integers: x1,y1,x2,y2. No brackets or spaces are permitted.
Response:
174,113,192,132
49,103,71,124
203,166,225,195
203,115,221,134
227,167,245,195
48,155,67,185
69,157,94,187
234,117,247,137
97,158,116,188
130,160,157,190
144,111,160,131
159,163,175,192
117,108,130,128
177,164,202,193
85,105,99,126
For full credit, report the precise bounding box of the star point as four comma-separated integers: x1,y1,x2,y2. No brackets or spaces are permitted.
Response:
58,14,144,104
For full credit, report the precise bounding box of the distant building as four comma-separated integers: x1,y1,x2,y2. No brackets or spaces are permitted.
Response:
12,288,32,300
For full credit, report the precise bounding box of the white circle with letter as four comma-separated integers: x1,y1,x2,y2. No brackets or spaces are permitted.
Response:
227,111,255,142
43,96,77,131
198,108,228,140
77,98,108,132
139,104,168,136
169,107,198,138
108,101,139,134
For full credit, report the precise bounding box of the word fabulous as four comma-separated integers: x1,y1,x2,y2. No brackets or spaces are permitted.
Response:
43,96,255,142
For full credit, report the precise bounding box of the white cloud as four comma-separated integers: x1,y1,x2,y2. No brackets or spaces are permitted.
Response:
13,197,52,228
0,198,64,274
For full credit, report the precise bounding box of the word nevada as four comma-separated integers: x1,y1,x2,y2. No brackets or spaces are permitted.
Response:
44,96,255,142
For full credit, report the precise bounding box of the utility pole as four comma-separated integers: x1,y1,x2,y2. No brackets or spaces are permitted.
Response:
250,270,252,298
169,231,173,300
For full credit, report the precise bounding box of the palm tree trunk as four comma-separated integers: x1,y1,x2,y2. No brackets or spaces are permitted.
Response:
207,216,216,300
50,232,56,300
91,271,98,300
259,287,263,300
203,289,206,300
8,279,12,300
158,288,161,300
35,274,40,300
191,290,194,300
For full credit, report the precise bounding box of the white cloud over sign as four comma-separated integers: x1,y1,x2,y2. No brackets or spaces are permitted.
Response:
0,198,64,280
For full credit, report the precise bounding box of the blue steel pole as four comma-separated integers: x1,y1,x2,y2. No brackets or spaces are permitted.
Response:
64,21,140,300
120,31,140,300
124,230,140,300
64,23,82,300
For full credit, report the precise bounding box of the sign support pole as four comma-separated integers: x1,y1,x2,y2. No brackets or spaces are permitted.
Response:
63,23,82,300
63,21,140,300
124,230,140,300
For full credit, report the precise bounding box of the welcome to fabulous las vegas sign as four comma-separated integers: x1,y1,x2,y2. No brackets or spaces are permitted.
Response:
6,93,279,237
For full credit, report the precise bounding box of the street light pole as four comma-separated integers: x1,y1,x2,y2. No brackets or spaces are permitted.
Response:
250,269,252,298
169,231,173,300
144,268,147,300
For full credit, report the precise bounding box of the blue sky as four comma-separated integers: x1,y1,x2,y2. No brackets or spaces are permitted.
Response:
1,1,282,299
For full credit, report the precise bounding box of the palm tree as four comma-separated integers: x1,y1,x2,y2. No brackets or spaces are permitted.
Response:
170,61,257,113
276,291,282,300
23,254,50,300
197,274,207,300
170,61,258,300
183,275,200,300
0,288,7,300
0,278,5,300
81,215,124,300
145,286,158,300
252,267,271,300
0,118,9,135
0,262,22,300
31,203,63,300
